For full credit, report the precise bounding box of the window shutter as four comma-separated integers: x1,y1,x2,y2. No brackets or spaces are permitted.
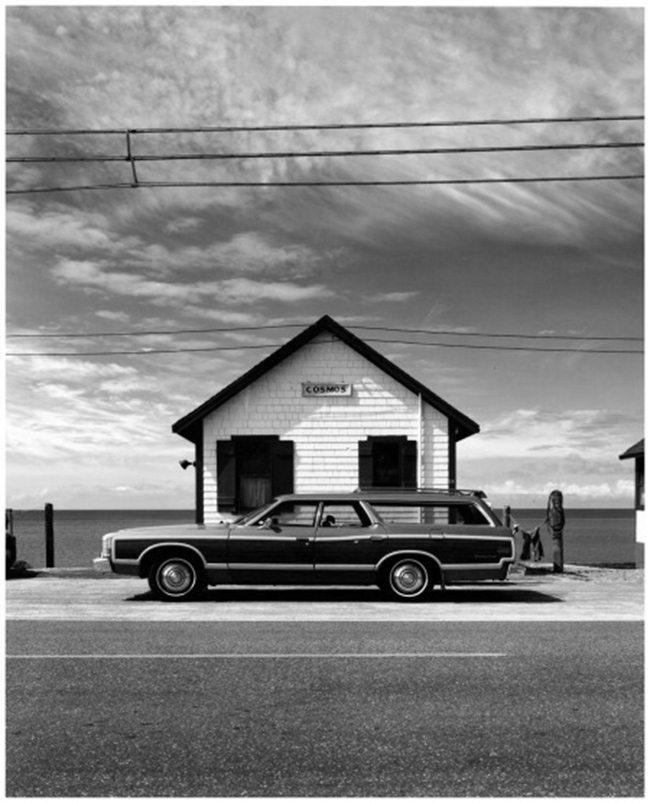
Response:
217,440,236,511
272,440,294,497
358,438,373,489
402,439,417,488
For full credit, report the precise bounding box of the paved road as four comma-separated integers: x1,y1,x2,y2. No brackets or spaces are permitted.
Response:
6,619,644,797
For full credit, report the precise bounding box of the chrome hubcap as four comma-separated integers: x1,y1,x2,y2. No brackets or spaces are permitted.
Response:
159,561,194,595
392,562,426,595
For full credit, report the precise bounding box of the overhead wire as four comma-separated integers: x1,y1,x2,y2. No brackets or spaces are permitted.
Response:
6,322,643,341
5,113,644,136
6,339,643,357
7,140,644,164
6,174,645,195
6,113,644,194
5,114,643,353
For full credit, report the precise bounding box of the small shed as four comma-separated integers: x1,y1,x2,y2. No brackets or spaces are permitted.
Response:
173,315,479,523
619,438,645,567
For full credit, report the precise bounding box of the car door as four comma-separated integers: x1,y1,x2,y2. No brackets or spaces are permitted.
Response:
313,501,388,583
226,499,318,583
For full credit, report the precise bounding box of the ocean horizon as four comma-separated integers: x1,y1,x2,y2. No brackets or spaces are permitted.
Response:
6,507,637,570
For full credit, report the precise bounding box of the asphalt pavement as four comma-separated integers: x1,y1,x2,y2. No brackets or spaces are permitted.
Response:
5,564,645,797
6,620,644,797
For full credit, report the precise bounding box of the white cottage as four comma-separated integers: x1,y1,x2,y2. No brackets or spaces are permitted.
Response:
173,315,479,523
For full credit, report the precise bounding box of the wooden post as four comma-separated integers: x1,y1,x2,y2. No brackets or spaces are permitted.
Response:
552,533,564,573
547,489,565,573
45,503,54,568
503,506,511,528
6,508,16,569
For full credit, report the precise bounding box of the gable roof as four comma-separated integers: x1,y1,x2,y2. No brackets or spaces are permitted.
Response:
619,439,644,460
172,314,480,444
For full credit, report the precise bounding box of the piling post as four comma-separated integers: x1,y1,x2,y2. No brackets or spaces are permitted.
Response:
546,490,565,573
6,509,16,570
45,503,55,568
503,506,511,528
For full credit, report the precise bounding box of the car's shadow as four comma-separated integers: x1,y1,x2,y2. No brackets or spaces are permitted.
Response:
127,584,562,604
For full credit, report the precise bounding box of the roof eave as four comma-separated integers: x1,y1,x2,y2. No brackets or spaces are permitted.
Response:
619,438,645,460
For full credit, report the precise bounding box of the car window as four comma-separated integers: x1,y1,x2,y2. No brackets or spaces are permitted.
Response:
272,501,319,527
451,503,491,525
368,502,491,525
235,500,278,526
318,503,370,530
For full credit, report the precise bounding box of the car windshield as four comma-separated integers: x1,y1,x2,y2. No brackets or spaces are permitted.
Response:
232,500,279,526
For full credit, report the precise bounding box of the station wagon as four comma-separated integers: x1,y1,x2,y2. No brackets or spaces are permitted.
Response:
94,489,515,602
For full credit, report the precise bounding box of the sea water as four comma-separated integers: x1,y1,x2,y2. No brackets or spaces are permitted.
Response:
6,507,637,569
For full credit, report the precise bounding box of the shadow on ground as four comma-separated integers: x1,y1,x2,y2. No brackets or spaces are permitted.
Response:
127,585,563,604
6,562,40,579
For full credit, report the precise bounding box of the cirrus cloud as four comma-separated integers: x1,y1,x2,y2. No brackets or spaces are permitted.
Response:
52,258,337,305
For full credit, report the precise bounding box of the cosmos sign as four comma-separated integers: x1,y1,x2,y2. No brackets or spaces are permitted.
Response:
302,382,352,397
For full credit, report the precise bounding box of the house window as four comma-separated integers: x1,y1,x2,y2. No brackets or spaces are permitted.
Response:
358,436,417,489
217,436,294,513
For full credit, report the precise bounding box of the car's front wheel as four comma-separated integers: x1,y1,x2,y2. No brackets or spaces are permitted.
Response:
383,557,433,601
148,554,205,601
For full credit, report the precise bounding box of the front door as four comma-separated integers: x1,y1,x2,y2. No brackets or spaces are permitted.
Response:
313,500,387,583
227,498,318,583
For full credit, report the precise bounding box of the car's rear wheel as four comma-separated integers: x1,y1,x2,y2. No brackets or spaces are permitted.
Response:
383,557,433,601
148,554,205,601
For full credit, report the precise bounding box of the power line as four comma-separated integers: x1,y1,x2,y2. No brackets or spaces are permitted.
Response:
354,326,642,342
7,113,643,194
6,173,645,195
7,140,644,165
6,339,643,357
6,322,642,342
6,323,303,339
6,113,644,136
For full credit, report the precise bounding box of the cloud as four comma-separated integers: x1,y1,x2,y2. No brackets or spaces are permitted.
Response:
164,216,203,234
200,232,333,276
11,354,136,381
6,204,123,252
94,310,132,323
367,291,420,303
118,232,338,279
6,388,174,461
464,408,641,460
479,477,634,501
8,199,336,277
52,258,337,305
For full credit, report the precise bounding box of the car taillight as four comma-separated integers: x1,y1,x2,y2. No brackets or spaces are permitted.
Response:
101,534,113,558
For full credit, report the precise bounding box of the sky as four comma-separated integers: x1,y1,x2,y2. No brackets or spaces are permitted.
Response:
5,5,644,511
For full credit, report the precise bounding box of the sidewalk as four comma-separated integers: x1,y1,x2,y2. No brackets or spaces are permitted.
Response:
5,562,644,622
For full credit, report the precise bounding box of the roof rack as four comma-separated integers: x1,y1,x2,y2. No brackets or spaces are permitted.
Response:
354,487,486,498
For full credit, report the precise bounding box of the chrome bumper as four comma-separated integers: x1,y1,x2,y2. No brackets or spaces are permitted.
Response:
93,556,111,573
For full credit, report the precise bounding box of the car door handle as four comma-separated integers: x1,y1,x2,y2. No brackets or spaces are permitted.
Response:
369,534,388,542
295,536,313,544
